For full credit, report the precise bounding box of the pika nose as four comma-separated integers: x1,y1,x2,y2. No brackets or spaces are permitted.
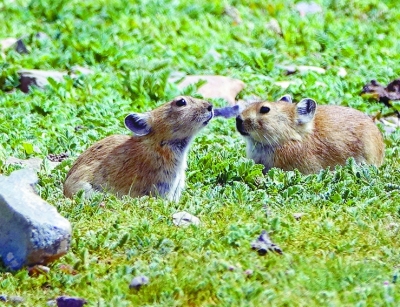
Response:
207,104,213,112
236,116,248,136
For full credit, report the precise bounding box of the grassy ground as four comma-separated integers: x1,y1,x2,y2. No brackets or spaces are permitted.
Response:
1,0,400,306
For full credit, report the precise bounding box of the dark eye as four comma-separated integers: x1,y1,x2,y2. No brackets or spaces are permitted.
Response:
176,98,187,107
260,106,270,114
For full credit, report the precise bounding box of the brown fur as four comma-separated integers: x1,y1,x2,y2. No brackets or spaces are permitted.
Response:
64,96,213,200
236,97,384,174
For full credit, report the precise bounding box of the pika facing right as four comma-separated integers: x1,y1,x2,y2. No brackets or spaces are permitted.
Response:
236,95,384,174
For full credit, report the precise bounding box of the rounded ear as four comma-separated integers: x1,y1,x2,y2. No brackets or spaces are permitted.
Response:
296,98,316,124
124,113,151,136
278,95,292,103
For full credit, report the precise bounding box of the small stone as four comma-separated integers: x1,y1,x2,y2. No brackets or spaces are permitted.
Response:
274,80,299,89
251,230,283,255
9,296,25,305
5,156,61,172
36,32,51,41
0,169,72,270
295,2,323,17
276,64,297,75
18,69,68,93
266,18,282,35
293,212,305,220
297,65,326,74
129,275,149,290
337,67,347,77
56,296,87,307
223,5,242,24
244,269,253,276
172,211,201,227
5,157,43,172
0,37,28,54
15,39,28,54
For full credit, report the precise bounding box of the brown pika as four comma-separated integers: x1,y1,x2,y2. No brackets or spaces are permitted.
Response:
235,95,384,174
63,96,213,201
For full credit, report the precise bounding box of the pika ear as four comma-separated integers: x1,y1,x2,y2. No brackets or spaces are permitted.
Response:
278,94,292,103
124,113,151,136
296,98,316,124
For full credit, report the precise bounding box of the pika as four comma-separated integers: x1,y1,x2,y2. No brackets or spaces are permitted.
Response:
64,96,213,201
235,95,384,174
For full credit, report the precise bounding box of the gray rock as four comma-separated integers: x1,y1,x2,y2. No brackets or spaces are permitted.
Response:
9,296,25,305
0,37,28,54
56,296,87,307
129,275,149,290
18,69,68,93
295,2,323,17
251,230,283,255
18,68,93,93
5,156,61,173
0,169,71,270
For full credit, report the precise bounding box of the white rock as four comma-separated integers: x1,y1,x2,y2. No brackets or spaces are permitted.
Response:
297,65,326,74
172,211,200,227
337,67,347,77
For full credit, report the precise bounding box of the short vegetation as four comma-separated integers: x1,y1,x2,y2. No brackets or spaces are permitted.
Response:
1,0,400,306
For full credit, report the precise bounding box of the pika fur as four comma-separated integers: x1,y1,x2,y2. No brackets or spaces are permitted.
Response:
236,95,384,174
63,96,213,201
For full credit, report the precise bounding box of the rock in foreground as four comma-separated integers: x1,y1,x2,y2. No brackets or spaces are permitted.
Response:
0,169,71,270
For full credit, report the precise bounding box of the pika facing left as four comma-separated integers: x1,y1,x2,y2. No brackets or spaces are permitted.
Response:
63,96,213,202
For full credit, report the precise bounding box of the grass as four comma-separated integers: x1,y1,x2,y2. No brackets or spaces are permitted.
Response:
1,0,400,306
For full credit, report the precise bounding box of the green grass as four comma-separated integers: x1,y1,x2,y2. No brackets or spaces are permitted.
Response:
1,0,400,306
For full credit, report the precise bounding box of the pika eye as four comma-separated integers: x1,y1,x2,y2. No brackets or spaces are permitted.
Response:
260,106,270,114
176,98,187,107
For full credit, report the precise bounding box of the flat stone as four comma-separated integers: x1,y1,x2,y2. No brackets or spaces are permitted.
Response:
293,212,305,220
9,296,25,305
5,156,61,172
172,211,200,227
0,37,28,54
0,169,71,270
18,69,68,93
56,296,87,307
18,68,93,93
297,65,326,74
276,64,326,75
170,74,245,105
295,2,323,17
